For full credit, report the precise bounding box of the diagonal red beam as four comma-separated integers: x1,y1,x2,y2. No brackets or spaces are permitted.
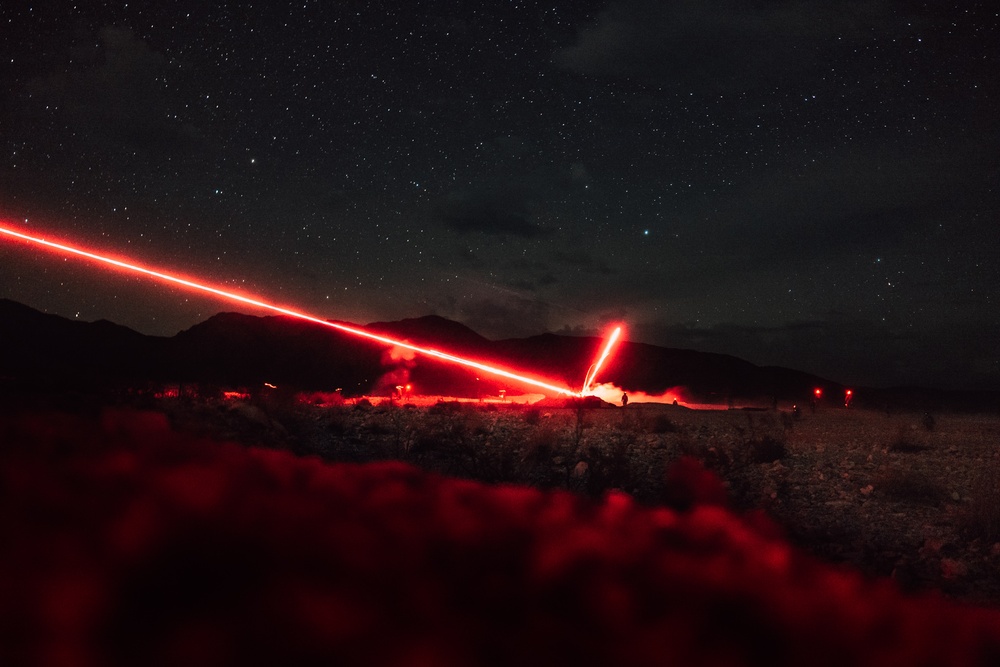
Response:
0,224,580,397
582,325,623,394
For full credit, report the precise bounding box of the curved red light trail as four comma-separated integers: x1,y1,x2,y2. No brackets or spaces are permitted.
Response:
582,325,622,394
0,224,581,397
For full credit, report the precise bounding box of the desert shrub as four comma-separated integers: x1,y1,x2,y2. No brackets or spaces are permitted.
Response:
922,411,936,431
252,384,304,423
888,426,930,453
523,408,542,425
674,432,709,459
428,400,464,415
750,436,787,464
668,414,789,510
874,467,946,506
650,414,681,434
708,414,788,470
523,423,562,462
583,439,633,497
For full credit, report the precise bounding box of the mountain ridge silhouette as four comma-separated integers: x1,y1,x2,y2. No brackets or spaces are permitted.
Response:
1,299,995,411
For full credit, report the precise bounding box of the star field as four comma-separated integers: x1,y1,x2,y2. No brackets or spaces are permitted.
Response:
1,2,998,389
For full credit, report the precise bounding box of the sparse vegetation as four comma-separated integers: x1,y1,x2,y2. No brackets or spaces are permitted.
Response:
9,403,1000,666
888,424,932,453
18,386,1000,607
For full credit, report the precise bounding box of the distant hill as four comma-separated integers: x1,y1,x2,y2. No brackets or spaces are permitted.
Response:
1,299,996,411
0,298,170,387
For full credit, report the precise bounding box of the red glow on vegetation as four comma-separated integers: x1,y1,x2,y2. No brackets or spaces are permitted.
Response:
0,224,579,397
582,325,623,394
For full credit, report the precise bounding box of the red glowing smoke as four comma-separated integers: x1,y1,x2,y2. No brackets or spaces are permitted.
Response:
1,224,581,397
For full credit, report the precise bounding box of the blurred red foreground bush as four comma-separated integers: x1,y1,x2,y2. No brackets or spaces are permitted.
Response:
2,408,1000,666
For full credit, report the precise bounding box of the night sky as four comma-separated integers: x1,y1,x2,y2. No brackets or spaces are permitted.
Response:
1,2,998,390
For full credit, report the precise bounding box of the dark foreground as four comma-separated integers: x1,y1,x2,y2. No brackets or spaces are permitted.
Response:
4,406,1000,666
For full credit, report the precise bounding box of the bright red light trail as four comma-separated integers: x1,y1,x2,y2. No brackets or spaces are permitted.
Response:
581,325,622,394
0,224,581,397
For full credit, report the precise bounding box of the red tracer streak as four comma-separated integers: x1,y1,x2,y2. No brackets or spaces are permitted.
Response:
0,224,580,397
582,325,622,394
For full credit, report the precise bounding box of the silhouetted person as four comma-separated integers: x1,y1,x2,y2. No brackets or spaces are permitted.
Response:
922,412,935,431
621,393,628,408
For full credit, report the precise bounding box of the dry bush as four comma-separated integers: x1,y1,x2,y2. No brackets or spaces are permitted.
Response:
649,413,681,434
523,407,543,425
750,436,788,464
659,413,789,511
889,425,931,453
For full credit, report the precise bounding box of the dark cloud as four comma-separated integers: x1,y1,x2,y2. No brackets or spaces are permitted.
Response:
438,184,550,238
554,0,899,92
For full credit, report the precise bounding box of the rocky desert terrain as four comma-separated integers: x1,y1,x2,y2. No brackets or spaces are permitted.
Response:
156,390,1000,607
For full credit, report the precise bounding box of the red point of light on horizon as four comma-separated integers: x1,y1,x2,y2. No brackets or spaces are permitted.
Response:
0,223,580,397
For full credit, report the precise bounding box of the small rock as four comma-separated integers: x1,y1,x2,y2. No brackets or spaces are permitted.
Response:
571,461,589,478
860,485,874,496
951,491,961,502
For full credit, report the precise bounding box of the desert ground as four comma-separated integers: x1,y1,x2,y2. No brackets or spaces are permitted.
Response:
161,390,1000,607
6,387,1000,665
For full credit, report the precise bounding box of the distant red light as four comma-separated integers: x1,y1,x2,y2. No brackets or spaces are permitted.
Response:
814,388,823,398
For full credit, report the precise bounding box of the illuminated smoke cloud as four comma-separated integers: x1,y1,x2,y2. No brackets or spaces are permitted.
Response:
588,382,691,406
376,345,417,396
